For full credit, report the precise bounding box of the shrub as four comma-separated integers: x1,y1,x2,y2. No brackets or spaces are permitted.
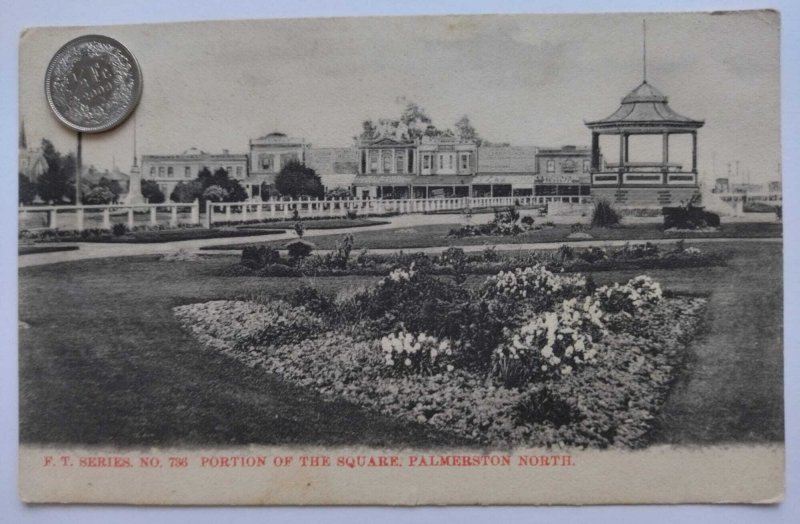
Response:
287,240,314,259
346,209,359,220
578,246,607,264
482,265,587,312
241,246,281,268
112,223,128,237
591,200,620,228
662,196,720,229
520,215,535,228
492,296,607,386
440,247,467,283
333,234,354,269
287,285,335,315
293,221,305,237
594,275,663,315
481,246,500,262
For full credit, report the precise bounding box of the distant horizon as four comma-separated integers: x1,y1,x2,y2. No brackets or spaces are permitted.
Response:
19,12,781,186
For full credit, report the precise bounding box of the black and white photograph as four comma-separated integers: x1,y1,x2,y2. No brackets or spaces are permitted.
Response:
12,6,786,507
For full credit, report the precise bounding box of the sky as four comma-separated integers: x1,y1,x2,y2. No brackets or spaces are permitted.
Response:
19,10,780,185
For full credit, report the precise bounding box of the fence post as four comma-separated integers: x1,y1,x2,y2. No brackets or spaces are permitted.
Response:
256,202,263,221
241,204,248,222
102,208,111,229
50,208,58,229
170,205,178,227
150,206,158,226
75,207,84,231
225,204,232,222
205,200,212,229
191,199,200,224
127,208,135,230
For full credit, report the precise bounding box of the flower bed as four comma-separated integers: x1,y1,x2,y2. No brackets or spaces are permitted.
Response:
221,241,724,278
175,263,707,448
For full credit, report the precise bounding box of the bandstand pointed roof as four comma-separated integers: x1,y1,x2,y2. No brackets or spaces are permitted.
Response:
586,80,704,133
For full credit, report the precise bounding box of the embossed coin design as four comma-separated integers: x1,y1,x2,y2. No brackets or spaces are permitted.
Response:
45,35,142,133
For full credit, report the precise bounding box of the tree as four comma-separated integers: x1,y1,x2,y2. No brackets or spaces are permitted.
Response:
358,100,454,143
455,115,482,145
275,160,324,199
96,177,124,201
19,173,37,205
170,180,204,203
37,139,76,204
197,167,248,202
202,184,228,202
83,186,115,205
141,179,165,204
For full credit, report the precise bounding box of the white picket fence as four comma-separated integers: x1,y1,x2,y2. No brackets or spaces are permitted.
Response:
205,195,590,227
19,195,593,231
19,201,201,231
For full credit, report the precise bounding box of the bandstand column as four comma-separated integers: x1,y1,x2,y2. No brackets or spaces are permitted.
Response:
591,132,600,170
691,131,698,172
662,132,670,185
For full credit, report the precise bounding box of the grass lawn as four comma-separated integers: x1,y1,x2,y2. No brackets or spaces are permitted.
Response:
18,240,783,447
41,228,285,244
203,221,782,251
236,218,389,230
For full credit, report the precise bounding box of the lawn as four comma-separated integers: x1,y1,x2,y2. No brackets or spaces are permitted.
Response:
18,240,783,446
235,218,390,229
203,221,783,251
19,245,80,256
34,228,285,244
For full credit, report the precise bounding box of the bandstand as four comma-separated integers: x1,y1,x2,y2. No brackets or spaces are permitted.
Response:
585,80,704,207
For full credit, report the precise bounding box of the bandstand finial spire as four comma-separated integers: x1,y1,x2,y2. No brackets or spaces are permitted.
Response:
642,19,647,82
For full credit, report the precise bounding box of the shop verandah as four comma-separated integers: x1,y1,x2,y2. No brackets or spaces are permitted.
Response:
355,179,590,203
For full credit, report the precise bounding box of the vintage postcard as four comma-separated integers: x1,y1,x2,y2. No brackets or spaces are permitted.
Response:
17,10,783,505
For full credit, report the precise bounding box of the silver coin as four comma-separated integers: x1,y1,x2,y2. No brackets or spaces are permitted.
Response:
45,34,142,133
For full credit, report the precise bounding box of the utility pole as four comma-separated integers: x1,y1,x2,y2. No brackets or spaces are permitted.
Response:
76,132,82,205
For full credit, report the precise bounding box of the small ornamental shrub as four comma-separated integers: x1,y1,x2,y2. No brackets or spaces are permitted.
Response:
591,200,620,228
578,246,607,264
662,196,720,229
380,331,456,376
293,221,305,237
346,209,359,220
521,215,535,228
481,246,500,262
287,240,314,259
241,246,282,268
287,284,334,315
482,265,587,311
440,247,467,283
594,275,663,315
112,223,128,237
493,296,607,386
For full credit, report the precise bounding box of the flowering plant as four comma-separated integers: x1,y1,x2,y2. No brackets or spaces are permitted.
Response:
482,265,586,310
493,296,607,385
380,330,457,376
594,275,663,314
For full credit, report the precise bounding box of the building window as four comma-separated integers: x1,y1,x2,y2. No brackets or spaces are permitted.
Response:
460,154,470,171
407,150,414,173
260,154,274,171
395,151,405,174
449,154,454,170
382,151,392,173
361,150,367,174
563,160,576,173
546,160,555,173
583,159,590,173
158,166,165,176
150,167,155,175
226,166,232,174
369,150,379,173
236,166,243,177
280,153,299,167
184,166,191,177
439,155,444,170
167,166,174,177
423,154,431,170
